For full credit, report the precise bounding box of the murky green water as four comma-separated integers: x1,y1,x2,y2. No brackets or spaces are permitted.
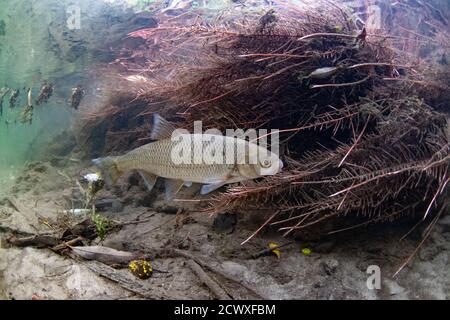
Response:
0,0,254,188
0,0,141,187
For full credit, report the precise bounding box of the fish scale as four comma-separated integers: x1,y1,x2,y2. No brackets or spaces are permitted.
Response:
117,135,238,184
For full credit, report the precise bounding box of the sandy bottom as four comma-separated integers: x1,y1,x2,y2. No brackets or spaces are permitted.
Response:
0,160,449,300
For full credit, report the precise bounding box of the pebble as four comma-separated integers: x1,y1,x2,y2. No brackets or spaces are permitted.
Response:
213,213,237,234
321,258,339,275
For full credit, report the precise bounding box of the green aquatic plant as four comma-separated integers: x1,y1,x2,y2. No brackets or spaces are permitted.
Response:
90,212,112,241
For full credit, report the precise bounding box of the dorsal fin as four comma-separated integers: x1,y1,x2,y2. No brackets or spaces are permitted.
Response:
150,114,176,140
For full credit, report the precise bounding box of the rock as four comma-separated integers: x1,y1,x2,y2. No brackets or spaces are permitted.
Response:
200,244,216,256
0,248,130,300
28,162,48,173
153,204,179,215
137,193,157,208
384,279,406,297
177,238,191,250
123,186,141,205
220,261,248,278
61,219,98,241
127,173,140,187
95,198,124,213
111,200,124,213
213,213,237,234
321,258,339,275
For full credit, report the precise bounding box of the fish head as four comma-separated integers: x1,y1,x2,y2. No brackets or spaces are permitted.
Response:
255,147,283,176
237,143,283,178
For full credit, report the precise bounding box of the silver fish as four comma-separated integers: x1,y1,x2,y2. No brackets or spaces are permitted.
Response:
93,115,283,199
309,67,339,79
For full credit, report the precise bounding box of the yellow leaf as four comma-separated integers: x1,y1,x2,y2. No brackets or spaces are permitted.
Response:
269,243,281,259
302,248,312,255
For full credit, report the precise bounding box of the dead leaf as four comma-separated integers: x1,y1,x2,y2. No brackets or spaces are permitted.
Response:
269,243,281,259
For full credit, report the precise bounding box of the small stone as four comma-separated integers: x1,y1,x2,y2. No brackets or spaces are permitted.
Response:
321,258,339,275
95,198,124,213
137,193,157,208
384,279,405,296
220,261,248,278
213,213,237,234
111,200,124,213
177,238,190,250
127,173,140,187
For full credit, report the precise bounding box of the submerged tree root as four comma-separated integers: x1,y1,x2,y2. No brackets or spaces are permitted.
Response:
77,1,449,274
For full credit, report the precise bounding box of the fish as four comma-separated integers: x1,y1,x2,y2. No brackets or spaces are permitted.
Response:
9,89,20,109
70,85,85,110
35,81,54,105
125,75,149,83
93,114,283,200
257,9,277,33
162,0,194,15
309,67,339,79
19,88,33,124
0,87,11,117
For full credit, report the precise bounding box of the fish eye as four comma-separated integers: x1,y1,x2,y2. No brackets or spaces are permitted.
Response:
261,159,272,168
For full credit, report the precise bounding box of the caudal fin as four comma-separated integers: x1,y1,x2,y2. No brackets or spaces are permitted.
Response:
92,156,122,186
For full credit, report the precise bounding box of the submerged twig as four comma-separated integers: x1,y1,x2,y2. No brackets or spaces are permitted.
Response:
186,259,232,300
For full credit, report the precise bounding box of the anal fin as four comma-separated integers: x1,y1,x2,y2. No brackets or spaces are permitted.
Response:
139,171,158,191
165,179,185,200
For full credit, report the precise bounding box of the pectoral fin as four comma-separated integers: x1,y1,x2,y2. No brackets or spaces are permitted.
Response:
200,182,227,195
165,179,185,200
139,171,158,191
200,173,247,195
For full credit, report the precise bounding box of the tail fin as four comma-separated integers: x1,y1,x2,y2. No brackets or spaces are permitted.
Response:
92,156,122,186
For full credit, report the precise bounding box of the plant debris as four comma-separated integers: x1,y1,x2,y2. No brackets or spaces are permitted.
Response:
128,260,154,280
77,1,449,273
70,245,138,265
